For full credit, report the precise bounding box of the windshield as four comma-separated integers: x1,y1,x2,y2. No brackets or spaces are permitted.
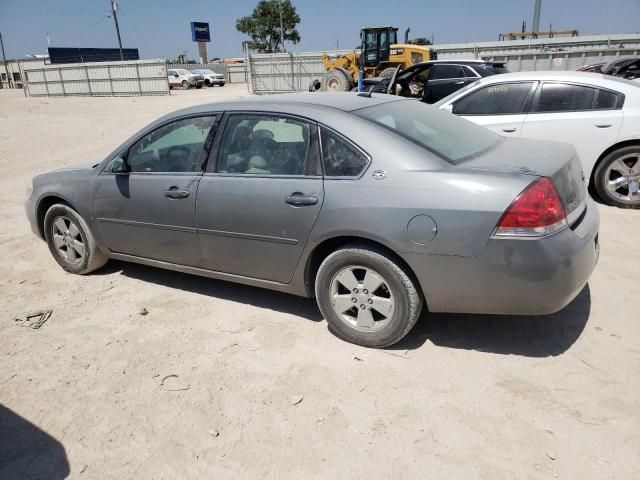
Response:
177,69,192,76
200,69,216,74
354,99,501,163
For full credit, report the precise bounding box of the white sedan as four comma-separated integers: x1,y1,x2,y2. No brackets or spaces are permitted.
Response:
436,71,640,208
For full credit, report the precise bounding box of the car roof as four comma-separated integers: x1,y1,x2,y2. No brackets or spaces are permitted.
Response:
168,92,404,118
467,70,640,95
413,59,505,66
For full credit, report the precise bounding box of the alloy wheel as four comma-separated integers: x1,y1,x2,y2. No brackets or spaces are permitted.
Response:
604,153,640,204
330,265,395,332
51,216,85,264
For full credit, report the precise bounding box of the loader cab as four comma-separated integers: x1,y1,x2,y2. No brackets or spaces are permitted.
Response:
360,26,398,68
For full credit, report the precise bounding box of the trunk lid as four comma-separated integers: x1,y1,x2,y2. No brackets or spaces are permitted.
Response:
454,137,586,219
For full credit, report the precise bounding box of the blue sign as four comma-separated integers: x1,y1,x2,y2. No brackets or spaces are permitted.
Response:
191,22,211,42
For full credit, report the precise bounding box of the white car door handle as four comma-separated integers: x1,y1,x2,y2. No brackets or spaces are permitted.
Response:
502,128,517,133
595,124,612,128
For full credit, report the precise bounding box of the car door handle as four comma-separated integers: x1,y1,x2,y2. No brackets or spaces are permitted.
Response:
164,188,190,199
502,128,517,133
595,124,612,128
285,193,318,206
454,80,465,85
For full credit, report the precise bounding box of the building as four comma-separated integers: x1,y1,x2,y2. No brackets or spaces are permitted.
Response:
0,57,48,89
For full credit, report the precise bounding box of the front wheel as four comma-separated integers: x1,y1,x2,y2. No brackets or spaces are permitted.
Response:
315,245,422,348
181,80,190,90
593,146,640,208
44,204,108,274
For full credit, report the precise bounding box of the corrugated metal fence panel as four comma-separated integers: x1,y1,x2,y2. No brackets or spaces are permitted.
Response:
227,64,248,83
481,48,640,72
24,59,169,97
248,51,351,94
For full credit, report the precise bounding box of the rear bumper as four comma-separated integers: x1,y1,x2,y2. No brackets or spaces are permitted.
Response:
405,197,600,315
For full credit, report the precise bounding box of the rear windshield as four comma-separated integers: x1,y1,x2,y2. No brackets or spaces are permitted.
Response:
354,99,501,163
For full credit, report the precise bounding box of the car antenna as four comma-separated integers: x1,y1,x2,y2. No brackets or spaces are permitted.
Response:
357,85,376,98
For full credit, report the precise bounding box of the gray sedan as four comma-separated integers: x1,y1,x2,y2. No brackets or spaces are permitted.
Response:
25,93,599,347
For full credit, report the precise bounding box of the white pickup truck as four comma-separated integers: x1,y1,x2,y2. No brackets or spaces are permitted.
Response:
167,69,204,90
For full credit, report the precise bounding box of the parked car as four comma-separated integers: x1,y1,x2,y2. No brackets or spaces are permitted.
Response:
167,69,204,90
25,93,598,347
362,60,509,103
191,68,226,87
577,62,606,73
600,56,640,80
436,71,640,208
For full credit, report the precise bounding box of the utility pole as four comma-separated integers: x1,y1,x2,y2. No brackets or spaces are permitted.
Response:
278,0,285,52
0,32,11,88
532,0,542,34
110,0,124,60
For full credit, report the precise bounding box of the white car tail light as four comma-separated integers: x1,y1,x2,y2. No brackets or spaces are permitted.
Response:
493,177,567,237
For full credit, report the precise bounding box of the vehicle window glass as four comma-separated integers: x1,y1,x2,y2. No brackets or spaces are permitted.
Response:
452,82,533,115
533,83,597,112
321,128,368,177
355,100,500,164
461,65,479,78
127,116,217,173
430,64,463,80
217,114,310,175
379,31,390,50
595,89,619,109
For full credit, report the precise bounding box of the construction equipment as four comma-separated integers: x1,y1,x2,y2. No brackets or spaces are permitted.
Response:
319,26,436,91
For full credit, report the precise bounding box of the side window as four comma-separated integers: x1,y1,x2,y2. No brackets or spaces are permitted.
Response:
430,64,464,80
533,83,597,112
595,89,623,109
461,65,480,78
217,114,311,175
453,82,534,115
321,128,369,177
127,116,217,173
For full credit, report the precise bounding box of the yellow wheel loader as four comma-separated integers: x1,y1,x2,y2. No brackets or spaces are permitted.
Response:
318,26,437,92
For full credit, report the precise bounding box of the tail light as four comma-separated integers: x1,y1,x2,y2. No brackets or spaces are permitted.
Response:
493,177,567,237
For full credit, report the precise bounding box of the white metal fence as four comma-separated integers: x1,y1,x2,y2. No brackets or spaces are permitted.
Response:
24,58,169,97
248,51,350,94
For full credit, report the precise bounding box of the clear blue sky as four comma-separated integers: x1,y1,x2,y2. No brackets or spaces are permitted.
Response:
1,0,639,60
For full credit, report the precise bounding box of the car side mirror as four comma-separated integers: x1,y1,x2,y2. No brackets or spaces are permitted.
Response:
111,156,130,174
174,74,179,78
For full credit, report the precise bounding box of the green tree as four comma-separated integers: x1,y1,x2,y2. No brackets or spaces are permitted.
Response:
410,37,432,46
236,0,301,53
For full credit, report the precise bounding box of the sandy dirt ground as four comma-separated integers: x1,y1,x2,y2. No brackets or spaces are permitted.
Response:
0,85,639,480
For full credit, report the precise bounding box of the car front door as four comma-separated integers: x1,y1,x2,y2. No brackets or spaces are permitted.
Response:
449,81,536,137
196,113,324,283
424,64,467,103
520,82,624,176
93,114,218,266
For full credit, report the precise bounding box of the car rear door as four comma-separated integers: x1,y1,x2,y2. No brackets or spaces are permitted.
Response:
520,82,624,176
450,81,536,136
424,64,468,103
93,114,218,266
196,112,324,284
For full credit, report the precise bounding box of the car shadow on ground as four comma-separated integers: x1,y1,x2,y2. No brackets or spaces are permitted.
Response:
0,404,70,480
103,261,324,322
106,261,591,358
390,284,592,357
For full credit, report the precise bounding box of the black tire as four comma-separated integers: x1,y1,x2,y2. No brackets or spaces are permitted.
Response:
205,80,212,87
195,84,202,89
379,67,398,80
315,244,422,348
593,145,640,209
323,69,352,92
44,204,108,275
181,80,190,90
219,83,225,87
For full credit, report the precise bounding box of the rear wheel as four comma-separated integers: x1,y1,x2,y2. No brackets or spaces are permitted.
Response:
324,69,352,92
315,244,422,348
594,146,640,209
44,204,108,274
181,80,190,90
